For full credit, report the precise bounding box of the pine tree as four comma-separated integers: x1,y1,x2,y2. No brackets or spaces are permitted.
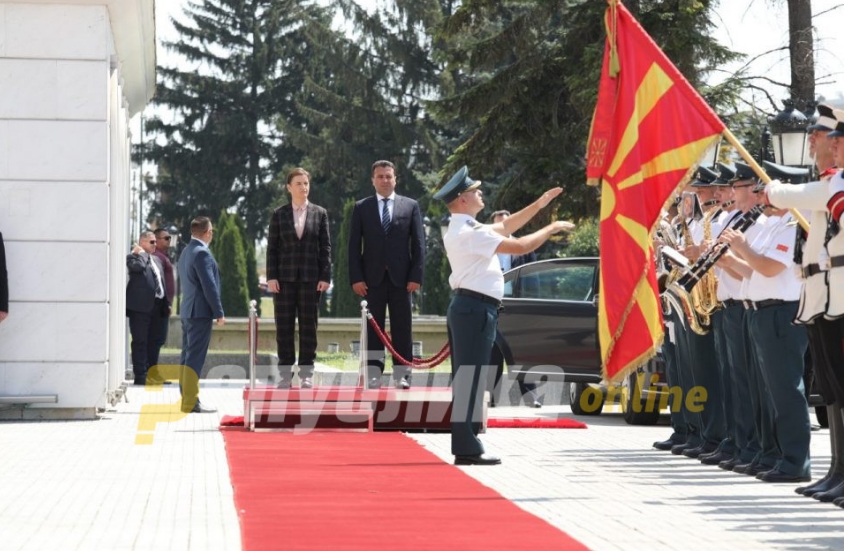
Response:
211,212,250,317
142,0,333,242
232,214,261,317
331,199,358,318
432,0,742,227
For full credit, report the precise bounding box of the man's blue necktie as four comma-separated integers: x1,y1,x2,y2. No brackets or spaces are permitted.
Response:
381,198,391,234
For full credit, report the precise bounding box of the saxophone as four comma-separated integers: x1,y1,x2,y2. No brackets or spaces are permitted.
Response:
695,207,722,317
673,219,713,335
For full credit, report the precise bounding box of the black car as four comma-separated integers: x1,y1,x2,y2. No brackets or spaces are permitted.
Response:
489,257,666,425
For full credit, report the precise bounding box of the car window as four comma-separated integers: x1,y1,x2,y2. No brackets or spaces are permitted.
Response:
517,265,596,301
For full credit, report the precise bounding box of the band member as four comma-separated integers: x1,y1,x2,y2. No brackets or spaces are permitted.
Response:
714,162,769,473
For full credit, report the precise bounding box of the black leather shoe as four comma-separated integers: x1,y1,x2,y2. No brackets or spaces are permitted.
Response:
181,400,217,414
798,475,843,497
746,463,774,476
454,454,501,466
531,400,542,408
368,378,381,389
133,378,146,386
653,438,682,451
833,496,844,507
813,481,844,502
670,442,694,455
700,451,734,465
682,444,716,459
718,458,740,471
394,378,410,389
758,469,811,483
732,462,755,474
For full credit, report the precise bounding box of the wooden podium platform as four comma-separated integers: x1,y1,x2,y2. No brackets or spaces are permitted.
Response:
243,386,487,432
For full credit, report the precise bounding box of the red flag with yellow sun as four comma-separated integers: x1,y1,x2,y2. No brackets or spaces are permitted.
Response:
587,0,725,383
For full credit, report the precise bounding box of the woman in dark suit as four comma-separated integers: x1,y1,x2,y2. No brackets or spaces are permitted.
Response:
266,168,331,389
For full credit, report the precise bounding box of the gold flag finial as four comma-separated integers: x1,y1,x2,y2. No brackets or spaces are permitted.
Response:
606,0,620,77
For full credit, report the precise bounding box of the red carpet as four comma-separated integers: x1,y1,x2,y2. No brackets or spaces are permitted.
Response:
488,417,587,429
222,430,592,551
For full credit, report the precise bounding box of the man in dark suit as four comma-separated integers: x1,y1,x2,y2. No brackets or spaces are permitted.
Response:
349,160,425,389
0,231,8,323
178,217,225,413
486,210,542,408
266,168,331,389
126,231,168,386
152,227,176,371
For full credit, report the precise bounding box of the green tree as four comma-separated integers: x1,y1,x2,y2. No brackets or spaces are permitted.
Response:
280,0,455,250
560,218,600,258
331,199,358,317
142,0,333,242
432,0,742,228
211,212,250,317
232,214,261,317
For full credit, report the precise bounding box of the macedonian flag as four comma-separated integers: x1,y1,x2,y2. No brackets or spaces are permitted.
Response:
587,0,725,383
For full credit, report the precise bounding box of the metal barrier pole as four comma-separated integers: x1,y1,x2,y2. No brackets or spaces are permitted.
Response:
248,300,257,389
358,300,368,389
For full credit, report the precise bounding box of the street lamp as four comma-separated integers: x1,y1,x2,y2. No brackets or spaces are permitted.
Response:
768,99,812,167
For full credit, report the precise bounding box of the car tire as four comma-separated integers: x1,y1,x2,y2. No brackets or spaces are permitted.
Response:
622,372,661,426
815,405,829,428
569,382,603,416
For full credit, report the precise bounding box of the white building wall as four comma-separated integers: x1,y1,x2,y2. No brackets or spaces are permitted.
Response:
0,1,154,418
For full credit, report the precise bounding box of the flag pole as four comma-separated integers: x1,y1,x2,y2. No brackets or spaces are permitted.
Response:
722,128,810,231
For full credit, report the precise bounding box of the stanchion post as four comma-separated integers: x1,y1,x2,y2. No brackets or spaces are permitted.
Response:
358,300,368,389
248,300,257,389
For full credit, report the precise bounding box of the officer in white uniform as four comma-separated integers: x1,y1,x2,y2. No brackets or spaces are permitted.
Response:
433,166,573,465
715,162,769,473
721,173,810,483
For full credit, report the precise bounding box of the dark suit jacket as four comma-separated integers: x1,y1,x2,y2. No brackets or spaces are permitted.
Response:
177,238,224,320
348,194,425,288
266,203,331,283
126,252,164,314
0,232,8,313
152,249,176,302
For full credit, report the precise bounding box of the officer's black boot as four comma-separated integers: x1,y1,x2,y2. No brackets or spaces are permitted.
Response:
797,404,842,495
811,405,844,502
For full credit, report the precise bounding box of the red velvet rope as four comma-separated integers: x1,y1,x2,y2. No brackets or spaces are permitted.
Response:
365,314,451,370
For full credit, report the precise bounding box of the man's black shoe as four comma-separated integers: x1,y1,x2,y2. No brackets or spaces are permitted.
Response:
368,378,382,389
654,438,681,452
181,401,217,414
797,475,843,496
394,378,410,389
746,463,773,477
718,458,740,471
758,469,811,483
454,454,501,466
700,451,734,465
732,462,755,474
670,442,693,455
813,481,844,502
682,445,715,459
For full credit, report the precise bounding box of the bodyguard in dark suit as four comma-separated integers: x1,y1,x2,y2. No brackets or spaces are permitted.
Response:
126,231,168,386
178,217,225,413
0,231,8,323
266,168,331,389
349,160,425,389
